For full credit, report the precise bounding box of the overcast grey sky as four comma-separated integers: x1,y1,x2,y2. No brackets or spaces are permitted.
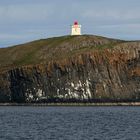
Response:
0,0,140,47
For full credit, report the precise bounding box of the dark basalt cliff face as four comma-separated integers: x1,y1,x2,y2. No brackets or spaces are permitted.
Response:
0,35,140,103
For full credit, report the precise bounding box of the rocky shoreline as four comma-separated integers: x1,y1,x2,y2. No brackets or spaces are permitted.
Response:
1,102,140,106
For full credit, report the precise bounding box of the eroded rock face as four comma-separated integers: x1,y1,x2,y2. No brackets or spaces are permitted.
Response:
0,42,140,103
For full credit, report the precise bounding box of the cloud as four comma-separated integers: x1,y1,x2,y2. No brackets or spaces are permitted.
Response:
82,9,140,21
0,4,54,23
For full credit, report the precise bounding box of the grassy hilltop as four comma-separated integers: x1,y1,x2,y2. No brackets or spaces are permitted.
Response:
0,35,124,71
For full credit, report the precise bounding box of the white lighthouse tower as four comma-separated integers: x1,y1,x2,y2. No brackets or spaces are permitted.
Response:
71,21,81,35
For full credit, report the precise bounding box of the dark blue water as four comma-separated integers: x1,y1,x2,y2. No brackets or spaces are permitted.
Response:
0,106,140,140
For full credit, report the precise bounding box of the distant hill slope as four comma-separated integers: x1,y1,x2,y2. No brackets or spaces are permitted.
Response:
0,35,124,71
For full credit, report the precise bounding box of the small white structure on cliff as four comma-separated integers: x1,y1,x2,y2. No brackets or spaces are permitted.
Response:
71,21,81,35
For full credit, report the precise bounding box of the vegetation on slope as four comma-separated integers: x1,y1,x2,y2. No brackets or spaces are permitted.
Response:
0,35,124,71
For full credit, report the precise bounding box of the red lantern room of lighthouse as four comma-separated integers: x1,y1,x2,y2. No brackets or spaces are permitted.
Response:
74,21,78,25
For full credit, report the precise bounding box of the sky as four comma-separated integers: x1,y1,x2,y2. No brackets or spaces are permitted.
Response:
0,0,140,48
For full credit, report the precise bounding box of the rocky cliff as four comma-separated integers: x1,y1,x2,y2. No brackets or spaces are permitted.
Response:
0,35,140,103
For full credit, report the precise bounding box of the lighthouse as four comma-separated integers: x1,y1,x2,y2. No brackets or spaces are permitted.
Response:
71,21,81,35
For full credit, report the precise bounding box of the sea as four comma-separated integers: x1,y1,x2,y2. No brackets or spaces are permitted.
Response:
0,106,140,140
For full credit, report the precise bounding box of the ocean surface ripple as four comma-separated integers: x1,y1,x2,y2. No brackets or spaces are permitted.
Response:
0,106,140,140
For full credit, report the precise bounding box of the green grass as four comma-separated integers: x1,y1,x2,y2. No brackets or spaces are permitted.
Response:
0,35,126,71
